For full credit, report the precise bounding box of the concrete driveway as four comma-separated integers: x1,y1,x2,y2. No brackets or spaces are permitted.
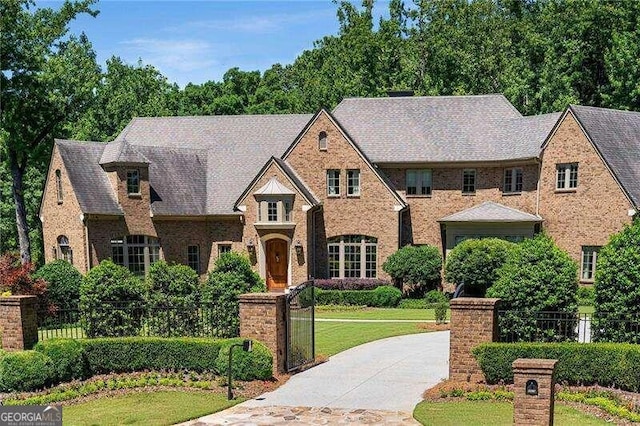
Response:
185,331,449,425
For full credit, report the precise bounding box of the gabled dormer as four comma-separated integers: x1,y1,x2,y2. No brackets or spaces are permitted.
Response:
253,176,296,230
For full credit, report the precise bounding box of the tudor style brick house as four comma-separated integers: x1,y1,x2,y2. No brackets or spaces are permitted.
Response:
40,94,639,290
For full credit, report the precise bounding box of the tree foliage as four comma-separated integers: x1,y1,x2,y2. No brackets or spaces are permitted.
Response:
445,238,516,297
593,219,640,343
33,260,83,311
382,245,442,296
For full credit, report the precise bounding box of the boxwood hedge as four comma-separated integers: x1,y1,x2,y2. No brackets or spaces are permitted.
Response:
315,286,402,307
473,342,640,392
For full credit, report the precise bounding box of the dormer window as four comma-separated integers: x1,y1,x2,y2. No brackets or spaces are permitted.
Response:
319,131,327,150
55,169,63,203
127,169,140,195
253,176,296,228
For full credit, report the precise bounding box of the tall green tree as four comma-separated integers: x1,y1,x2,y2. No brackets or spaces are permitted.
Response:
1,0,101,263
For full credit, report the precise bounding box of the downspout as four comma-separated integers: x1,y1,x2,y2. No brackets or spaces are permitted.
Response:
535,158,542,216
82,214,90,273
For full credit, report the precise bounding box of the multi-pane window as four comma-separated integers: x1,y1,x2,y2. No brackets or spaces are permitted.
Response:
327,235,377,279
462,169,476,194
556,163,578,190
111,235,160,276
218,244,232,256
318,131,327,150
327,170,340,196
503,168,523,193
127,169,140,194
256,198,294,223
406,170,432,196
347,169,361,196
581,246,600,281
56,235,72,264
187,245,200,274
55,169,63,203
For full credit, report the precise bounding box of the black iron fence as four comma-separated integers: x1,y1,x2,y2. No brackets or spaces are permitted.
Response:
286,281,315,372
38,302,235,340
497,310,640,344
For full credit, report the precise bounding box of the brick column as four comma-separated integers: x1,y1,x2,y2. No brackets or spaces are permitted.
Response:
513,358,558,426
0,296,39,351
449,297,500,382
239,293,286,375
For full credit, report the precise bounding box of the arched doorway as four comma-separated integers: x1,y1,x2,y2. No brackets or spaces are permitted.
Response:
266,238,288,290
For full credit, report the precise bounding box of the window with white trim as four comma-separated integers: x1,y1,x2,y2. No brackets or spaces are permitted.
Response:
318,131,327,150
127,169,140,195
55,169,63,203
187,245,200,274
218,244,232,256
406,169,432,196
581,246,600,281
327,170,340,196
257,197,294,223
111,235,160,276
503,168,523,193
347,169,360,196
462,169,476,194
556,163,578,190
56,235,72,264
327,235,377,279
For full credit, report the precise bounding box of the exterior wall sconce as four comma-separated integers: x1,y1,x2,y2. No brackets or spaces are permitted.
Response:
246,238,255,252
294,240,303,255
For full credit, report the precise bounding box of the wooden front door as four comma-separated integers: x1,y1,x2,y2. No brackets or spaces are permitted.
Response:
266,239,288,290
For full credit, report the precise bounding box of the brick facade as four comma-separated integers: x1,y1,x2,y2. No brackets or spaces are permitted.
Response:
513,358,558,426
449,298,500,382
538,111,634,281
239,293,287,374
0,296,39,351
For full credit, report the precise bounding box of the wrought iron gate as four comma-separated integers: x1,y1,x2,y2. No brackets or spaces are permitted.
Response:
285,281,315,372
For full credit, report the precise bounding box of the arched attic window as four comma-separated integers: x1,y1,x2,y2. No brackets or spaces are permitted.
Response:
318,131,327,151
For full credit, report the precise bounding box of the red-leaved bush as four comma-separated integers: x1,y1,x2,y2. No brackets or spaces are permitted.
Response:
0,252,53,313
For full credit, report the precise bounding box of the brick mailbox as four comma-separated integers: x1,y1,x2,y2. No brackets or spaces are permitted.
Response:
512,358,558,426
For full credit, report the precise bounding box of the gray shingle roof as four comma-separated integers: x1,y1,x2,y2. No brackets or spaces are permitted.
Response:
570,105,640,207
439,201,542,222
332,95,561,163
99,140,150,165
55,140,123,215
118,114,314,214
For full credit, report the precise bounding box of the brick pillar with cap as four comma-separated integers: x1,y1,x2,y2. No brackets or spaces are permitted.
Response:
0,296,39,351
513,358,558,426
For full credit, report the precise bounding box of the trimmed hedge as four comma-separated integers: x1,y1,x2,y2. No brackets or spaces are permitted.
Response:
472,342,640,392
313,278,391,291
0,351,55,392
34,339,88,382
315,286,402,307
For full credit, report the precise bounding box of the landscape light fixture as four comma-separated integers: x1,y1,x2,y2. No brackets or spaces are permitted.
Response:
227,339,253,400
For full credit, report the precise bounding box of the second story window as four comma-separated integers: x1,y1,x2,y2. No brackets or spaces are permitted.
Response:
257,197,294,223
127,169,140,195
267,201,278,222
55,169,63,203
327,170,340,196
556,163,578,190
347,169,360,196
503,168,523,193
319,131,327,150
462,169,476,194
406,170,432,196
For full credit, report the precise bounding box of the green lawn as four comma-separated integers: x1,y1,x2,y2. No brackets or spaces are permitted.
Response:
315,321,429,356
579,305,595,315
316,307,443,320
413,401,606,425
63,390,239,426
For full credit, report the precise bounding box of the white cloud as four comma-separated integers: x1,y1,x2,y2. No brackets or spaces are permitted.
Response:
120,38,217,73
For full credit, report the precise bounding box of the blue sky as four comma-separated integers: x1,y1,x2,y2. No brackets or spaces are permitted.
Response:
39,1,376,87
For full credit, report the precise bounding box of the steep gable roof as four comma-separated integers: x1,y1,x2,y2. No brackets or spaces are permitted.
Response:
55,140,122,215
99,139,149,165
569,105,640,207
439,201,542,222
332,95,560,163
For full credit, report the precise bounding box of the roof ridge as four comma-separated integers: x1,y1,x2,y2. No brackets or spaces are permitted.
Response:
571,104,640,116
339,93,510,102
55,138,105,145
129,113,314,121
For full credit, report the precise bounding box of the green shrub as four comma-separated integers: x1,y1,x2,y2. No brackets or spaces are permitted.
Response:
33,260,83,311
398,298,426,309
315,286,402,307
147,261,200,337
435,302,448,324
215,338,273,381
486,234,578,341
202,253,265,338
593,220,640,343
0,351,55,392
81,337,272,380
444,238,516,297
382,245,442,297
34,339,88,382
472,342,640,392
79,260,146,338
424,289,448,304
577,286,595,306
